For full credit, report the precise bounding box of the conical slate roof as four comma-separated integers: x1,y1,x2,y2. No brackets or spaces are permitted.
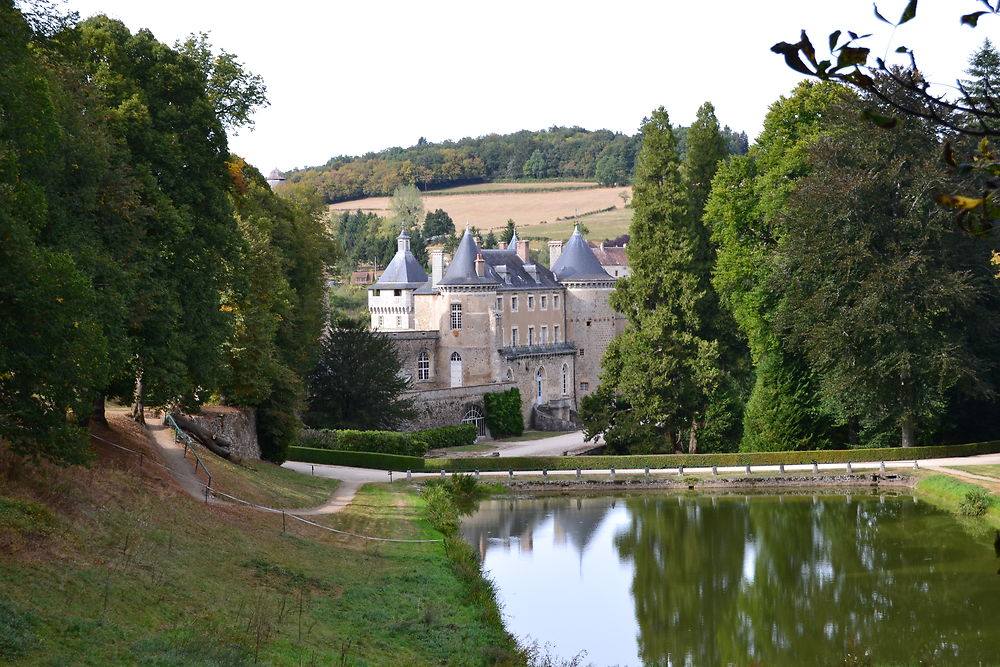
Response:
369,230,428,289
506,227,519,250
267,168,285,181
550,226,613,282
438,227,499,286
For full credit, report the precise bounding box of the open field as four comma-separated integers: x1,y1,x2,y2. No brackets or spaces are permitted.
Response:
424,180,600,195
520,206,633,241
329,182,632,235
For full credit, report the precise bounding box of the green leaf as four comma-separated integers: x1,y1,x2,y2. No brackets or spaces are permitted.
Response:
861,108,898,129
771,41,816,76
942,141,957,167
836,46,870,69
961,11,987,27
873,3,891,24
895,46,909,53
829,30,841,51
898,0,918,25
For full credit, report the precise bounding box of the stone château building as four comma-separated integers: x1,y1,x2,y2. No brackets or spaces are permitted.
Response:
367,225,626,436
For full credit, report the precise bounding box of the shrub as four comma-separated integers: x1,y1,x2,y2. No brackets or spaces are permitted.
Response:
286,447,425,471
297,429,428,456
484,388,524,438
422,484,459,535
416,424,477,450
959,488,993,517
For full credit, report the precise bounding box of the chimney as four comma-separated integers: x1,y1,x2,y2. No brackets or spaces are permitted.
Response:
431,250,445,286
548,239,564,266
475,253,486,277
516,239,530,263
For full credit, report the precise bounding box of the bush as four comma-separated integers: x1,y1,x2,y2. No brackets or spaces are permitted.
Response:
416,424,478,449
297,429,428,456
286,447,425,471
959,488,993,517
484,388,524,438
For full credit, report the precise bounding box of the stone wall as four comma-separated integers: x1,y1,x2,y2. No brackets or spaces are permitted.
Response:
502,350,576,426
400,381,516,434
188,406,260,460
563,283,625,400
386,330,440,388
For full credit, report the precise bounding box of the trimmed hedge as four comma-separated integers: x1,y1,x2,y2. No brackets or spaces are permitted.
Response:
297,429,428,456
287,447,425,471
418,424,478,449
426,440,1000,472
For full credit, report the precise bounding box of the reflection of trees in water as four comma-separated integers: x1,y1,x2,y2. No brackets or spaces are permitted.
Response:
461,496,614,561
616,495,997,665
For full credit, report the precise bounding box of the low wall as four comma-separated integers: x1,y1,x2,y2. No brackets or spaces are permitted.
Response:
401,382,517,433
188,406,260,460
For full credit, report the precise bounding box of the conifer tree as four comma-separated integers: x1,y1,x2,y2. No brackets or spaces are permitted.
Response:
596,107,726,452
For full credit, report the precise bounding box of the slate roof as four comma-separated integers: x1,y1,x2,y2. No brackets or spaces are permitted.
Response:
267,168,285,181
589,242,628,267
368,231,429,290
551,227,613,281
481,250,561,290
437,228,498,286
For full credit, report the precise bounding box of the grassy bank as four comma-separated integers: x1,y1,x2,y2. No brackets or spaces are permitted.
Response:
915,474,1000,530
0,419,521,665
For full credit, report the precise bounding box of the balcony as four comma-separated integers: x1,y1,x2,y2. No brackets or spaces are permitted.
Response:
499,342,576,359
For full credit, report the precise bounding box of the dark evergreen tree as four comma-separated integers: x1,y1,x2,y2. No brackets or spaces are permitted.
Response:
305,318,415,430
423,208,455,239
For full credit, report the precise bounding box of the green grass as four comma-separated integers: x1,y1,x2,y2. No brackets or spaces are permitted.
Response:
429,442,499,453
916,475,1000,529
952,464,1000,480
0,434,520,665
424,180,600,195
521,206,633,241
195,452,340,509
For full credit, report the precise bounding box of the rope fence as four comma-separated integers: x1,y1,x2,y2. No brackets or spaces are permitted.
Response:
89,427,443,544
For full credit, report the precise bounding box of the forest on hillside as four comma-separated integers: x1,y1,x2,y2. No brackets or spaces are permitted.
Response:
285,124,750,203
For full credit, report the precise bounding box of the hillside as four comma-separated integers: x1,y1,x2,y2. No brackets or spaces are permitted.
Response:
330,181,634,241
0,415,519,665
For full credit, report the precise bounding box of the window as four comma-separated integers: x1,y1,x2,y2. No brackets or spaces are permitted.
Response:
511,327,518,346
541,326,548,344
528,295,535,310
450,303,462,330
396,315,402,327
511,296,518,312
541,295,547,310
586,319,592,327
378,315,384,327
528,327,534,345
535,367,544,404
373,289,381,296
579,348,585,357
417,350,430,381
496,297,503,311
562,364,568,395
554,325,560,343
580,381,590,391
393,289,402,296
553,295,559,309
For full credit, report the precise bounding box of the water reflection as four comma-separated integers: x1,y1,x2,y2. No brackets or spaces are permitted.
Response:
462,492,1000,666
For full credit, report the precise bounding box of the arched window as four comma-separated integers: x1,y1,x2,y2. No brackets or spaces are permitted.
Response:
461,405,487,438
561,364,568,395
535,367,544,405
450,351,463,388
506,367,513,381
417,350,430,381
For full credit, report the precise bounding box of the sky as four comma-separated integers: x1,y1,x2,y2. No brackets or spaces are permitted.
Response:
61,0,996,175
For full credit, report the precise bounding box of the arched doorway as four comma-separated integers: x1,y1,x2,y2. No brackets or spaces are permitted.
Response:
450,351,463,388
461,404,487,438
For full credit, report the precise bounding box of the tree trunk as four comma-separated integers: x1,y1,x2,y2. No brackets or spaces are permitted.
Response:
130,372,145,425
901,415,916,447
90,395,107,427
688,418,699,455
170,412,232,459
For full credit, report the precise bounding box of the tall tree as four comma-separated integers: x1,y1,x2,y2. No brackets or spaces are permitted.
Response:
684,101,729,219
706,81,846,451
423,208,454,239
595,107,726,452
774,98,1000,447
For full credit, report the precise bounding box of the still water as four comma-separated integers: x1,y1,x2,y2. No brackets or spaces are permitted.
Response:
461,492,1000,666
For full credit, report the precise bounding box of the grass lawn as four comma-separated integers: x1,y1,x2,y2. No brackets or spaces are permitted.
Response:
0,417,519,665
952,465,1000,480
495,430,573,443
196,453,340,510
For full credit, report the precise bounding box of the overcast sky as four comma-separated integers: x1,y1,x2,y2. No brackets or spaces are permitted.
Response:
62,0,995,174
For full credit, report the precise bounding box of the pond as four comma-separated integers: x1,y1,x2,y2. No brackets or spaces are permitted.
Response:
460,492,1000,666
